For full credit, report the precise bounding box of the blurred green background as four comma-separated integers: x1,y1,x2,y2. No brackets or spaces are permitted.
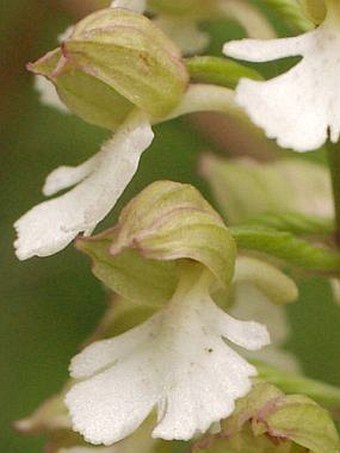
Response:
1,1,340,451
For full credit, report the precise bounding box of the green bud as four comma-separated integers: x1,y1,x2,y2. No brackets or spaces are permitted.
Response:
257,394,340,452
28,8,188,129
194,383,340,453
298,0,327,23
77,181,236,304
108,180,235,288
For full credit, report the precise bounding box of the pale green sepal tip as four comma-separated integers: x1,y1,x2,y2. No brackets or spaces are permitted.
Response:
76,237,177,307
28,48,133,130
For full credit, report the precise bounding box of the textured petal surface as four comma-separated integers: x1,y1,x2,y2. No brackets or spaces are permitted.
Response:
66,272,269,445
224,25,340,151
14,111,154,259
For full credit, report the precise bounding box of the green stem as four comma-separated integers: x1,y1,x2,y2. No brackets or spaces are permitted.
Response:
327,141,340,246
185,56,262,90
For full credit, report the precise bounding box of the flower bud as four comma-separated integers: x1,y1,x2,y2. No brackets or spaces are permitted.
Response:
194,383,340,453
28,8,188,130
77,180,236,305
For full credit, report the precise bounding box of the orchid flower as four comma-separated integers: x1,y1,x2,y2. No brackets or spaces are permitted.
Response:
65,266,269,446
14,111,154,259
223,0,340,151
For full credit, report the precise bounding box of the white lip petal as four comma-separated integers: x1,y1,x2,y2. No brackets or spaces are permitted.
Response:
66,360,158,446
43,154,101,197
223,24,340,151
65,272,269,445
223,34,309,62
14,111,154,260
70,316,159,380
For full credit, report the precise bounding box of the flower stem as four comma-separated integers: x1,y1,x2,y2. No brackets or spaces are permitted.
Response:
327,141,340,246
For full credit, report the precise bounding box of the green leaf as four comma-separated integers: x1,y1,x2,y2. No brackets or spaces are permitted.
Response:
231,226,340,275
248,212,334,236
185,56,263,90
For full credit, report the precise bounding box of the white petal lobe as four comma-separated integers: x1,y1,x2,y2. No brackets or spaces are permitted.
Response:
224,25,340,151
14,111,154,259
43,154,101,197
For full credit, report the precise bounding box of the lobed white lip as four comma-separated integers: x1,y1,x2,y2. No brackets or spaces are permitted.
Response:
65,270,269,446
223,22,340,152
14,110,154,260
